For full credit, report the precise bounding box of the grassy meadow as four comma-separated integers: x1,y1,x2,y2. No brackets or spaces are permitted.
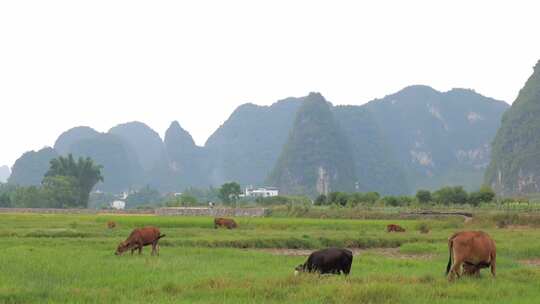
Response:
1,213,540,303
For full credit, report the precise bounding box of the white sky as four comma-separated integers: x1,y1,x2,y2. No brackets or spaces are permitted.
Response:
1,0,539,168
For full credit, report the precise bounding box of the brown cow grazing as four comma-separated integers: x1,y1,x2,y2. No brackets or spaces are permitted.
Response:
214,217,238,229
387,224,405,232
446,231,496,281
107,221,116,229
115,226,165,256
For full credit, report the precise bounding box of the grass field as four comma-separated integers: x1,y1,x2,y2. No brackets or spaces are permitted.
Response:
1,213,540,303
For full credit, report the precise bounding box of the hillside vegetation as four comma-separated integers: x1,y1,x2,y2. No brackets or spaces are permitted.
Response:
267,93,356,196
486,60,540,196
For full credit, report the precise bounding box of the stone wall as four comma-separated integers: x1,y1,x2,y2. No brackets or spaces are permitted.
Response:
155,207,268,217
0,208,154,215
0,207,267,217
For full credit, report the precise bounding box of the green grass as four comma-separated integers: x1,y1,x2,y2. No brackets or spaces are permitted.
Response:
0,213,539,303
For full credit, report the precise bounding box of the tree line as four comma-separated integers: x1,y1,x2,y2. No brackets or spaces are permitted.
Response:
313,185,496,207
0,158,498,210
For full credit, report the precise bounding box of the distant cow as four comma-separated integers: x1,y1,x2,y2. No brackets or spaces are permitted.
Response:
107,221,116,229
295,248,353,275
446,231,496,281
115,226,165,256
387,224,405,232
214,218,238,229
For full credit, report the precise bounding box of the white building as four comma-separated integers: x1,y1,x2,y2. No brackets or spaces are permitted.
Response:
111,200,126,210
243,186,279,198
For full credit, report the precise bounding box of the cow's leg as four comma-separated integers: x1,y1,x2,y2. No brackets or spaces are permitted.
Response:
463,263,479,278
448,259,463,282
137,241,143,255
343,263,351,276
490,253,496,277
151,242,156,256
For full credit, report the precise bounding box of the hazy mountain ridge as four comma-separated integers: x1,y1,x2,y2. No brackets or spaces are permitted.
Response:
333,105,409,195
8,147,59,186
8,85,509,195
50,126,145,192
204,98,303,186
365,85,508,191
147,121,207,192
267,93,357,196
108,121,165,172
485,60,540,195
69,133,144,192
54,126,100,155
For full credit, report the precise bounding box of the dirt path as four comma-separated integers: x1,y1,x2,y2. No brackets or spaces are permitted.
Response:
519,259,540,266
255,247,435,260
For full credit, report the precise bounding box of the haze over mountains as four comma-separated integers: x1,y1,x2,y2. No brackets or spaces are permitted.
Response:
5,83,511,197
0,166,10,183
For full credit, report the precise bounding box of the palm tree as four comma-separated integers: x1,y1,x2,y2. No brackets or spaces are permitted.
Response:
45,154,104,207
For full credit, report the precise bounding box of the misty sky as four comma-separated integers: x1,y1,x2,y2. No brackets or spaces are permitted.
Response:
1,1,539,168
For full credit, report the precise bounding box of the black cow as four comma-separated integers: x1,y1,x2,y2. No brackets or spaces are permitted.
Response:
295,248,353,275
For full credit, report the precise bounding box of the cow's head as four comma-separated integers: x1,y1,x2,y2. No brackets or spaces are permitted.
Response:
294,264,306,276
115,241,130,255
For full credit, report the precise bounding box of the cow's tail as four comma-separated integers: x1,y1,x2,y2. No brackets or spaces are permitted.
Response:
158,234,166,239
446,235,455,275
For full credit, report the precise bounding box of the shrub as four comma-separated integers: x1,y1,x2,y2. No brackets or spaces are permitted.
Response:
433,186,468,205
415,222,431,234
494,213,520,228
314,194,327,206
327,192,350,206
416,190,432,204
382,196,399,207
348,192,380,206
469,185,496,206
381,195,413,207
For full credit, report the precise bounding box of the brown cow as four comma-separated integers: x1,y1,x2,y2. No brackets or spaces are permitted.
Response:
446,231,496,281
107,221,116,229
214,217,238,229
386,224,405,232
115,226,165,256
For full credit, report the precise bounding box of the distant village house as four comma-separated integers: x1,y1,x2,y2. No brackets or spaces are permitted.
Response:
242,186,279,198
110,200,126,210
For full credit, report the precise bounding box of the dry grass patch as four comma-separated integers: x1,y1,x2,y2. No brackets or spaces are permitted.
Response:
255,247,435,260
519,259,540,266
